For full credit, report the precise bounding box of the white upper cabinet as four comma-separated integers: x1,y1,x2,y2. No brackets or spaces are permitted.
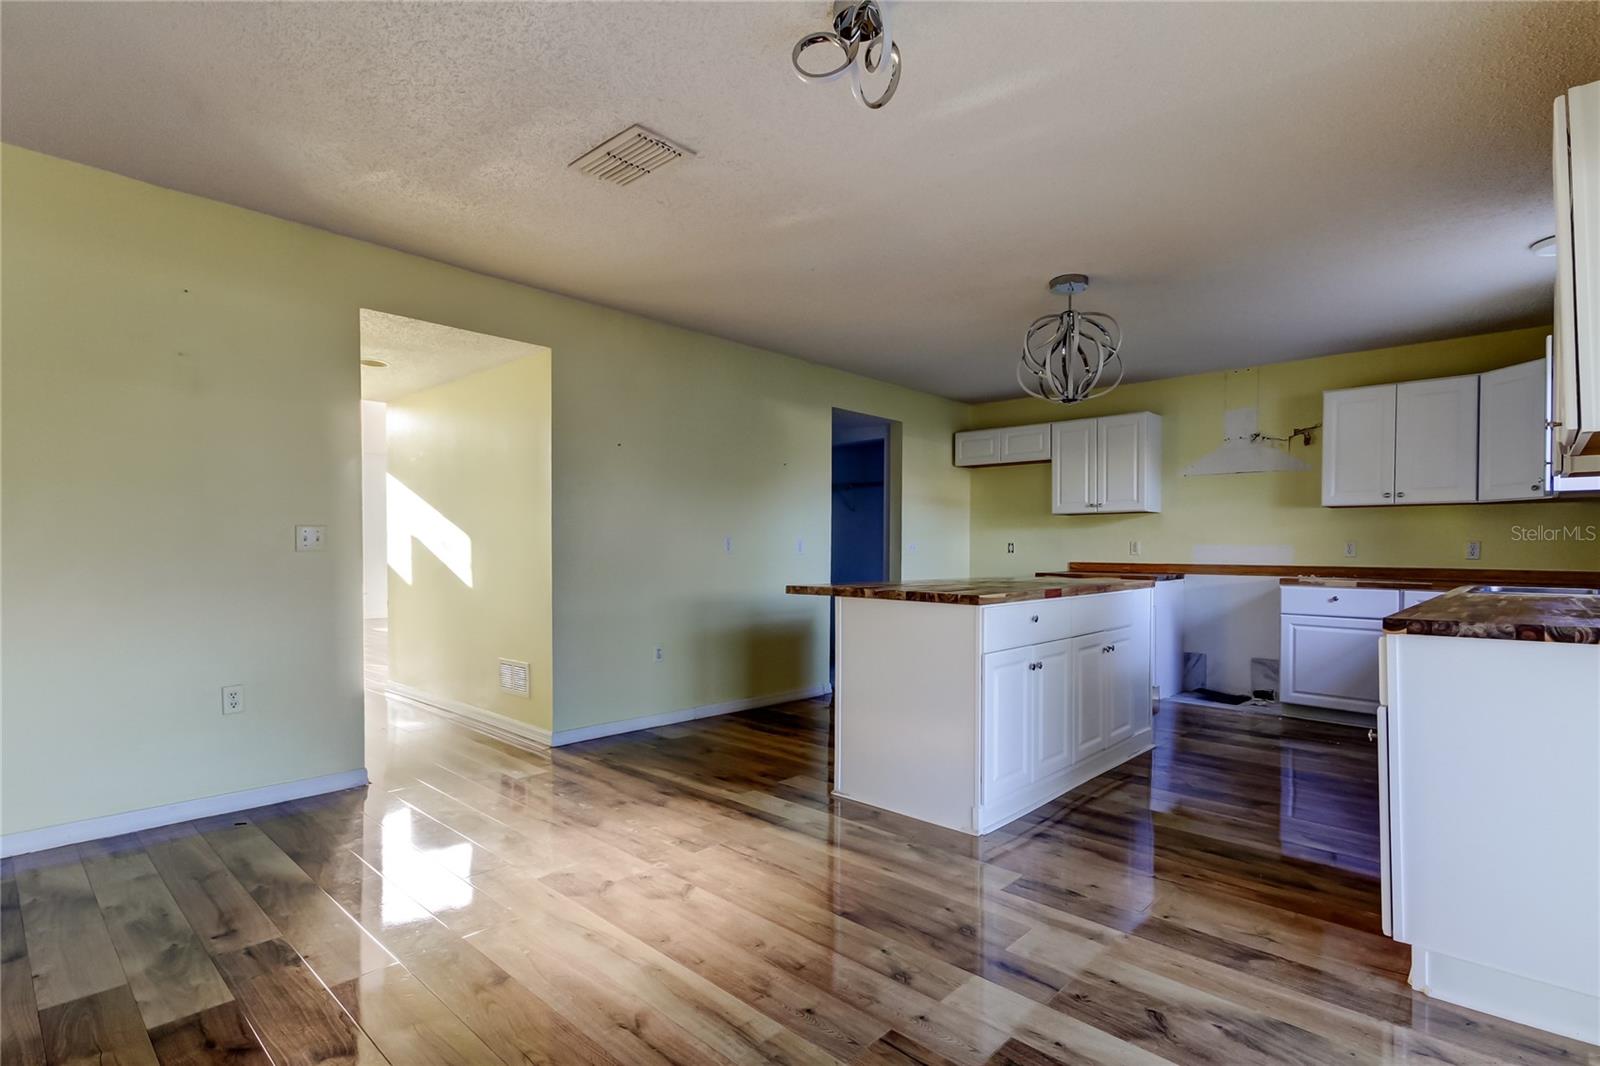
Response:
954,423,1052,466
1479,358,1551,501
1322,385,1397,506
1393,375,1479,504
1051,412,1161,514
1553,80,1600,473
1050,420,1098,513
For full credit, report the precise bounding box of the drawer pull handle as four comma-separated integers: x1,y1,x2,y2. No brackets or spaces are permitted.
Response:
1329,595,1340,602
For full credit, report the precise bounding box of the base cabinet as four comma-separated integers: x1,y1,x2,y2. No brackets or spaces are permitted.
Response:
981,615,1151,829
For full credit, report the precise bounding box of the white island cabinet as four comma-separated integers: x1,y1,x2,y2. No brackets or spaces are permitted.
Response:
798,579,1154,835
1380,592,1600,1044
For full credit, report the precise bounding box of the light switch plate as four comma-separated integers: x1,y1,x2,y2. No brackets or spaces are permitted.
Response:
1344,541,1358,558
295,525,326,552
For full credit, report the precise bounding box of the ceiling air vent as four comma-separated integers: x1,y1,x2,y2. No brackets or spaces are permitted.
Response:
569,124,693,186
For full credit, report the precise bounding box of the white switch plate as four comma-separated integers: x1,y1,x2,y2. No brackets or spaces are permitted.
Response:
654,646,664,663
221,684,245,715
796,538,804,555
295,525,326,552
1344,541,1358,558
1466,540,1482,560
723,536,733,554
1129,541,1141,557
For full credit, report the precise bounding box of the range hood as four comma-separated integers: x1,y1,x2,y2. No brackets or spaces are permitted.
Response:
1183,404,1310,476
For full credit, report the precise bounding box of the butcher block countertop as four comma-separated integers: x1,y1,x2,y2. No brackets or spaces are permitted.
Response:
1040,561,1600,588
1384,588,1600,643
785,577,1154,606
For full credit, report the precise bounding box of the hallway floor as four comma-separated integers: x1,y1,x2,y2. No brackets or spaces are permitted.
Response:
2,630,1592,1065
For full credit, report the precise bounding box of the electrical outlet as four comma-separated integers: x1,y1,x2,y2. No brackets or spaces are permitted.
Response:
654,646,664,663
295,525,325,552
723,536,733,554
221,684,245,715
1129,540,1141,557
1344,541,1358,558
1466,540,1482,560
1006,542,1015,554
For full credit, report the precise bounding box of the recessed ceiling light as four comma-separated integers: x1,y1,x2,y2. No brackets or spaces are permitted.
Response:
360,358,389,368
1530,236,1558,257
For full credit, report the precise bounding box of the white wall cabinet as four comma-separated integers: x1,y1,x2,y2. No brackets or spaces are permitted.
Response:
1322,385,1397,505
1324,376,1480,506
1051,413,1161,514
1393,375,1479,504
1553,80,1600,475
1479,358,1551,501
954,423,1052,466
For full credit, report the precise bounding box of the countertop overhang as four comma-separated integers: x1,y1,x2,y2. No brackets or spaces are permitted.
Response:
785,577,1154,606
1382,588,1600,643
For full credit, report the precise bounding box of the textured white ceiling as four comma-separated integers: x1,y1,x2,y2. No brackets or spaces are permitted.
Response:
4,2,1597,401
359,309,547,402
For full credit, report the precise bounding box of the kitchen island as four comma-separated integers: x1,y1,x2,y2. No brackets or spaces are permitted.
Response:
787,577,1156,834
1378,586,1600,1043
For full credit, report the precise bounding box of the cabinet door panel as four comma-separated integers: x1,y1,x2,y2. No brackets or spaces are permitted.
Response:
1394,375,1479,504
1071,634,1108,762
1479,358,1550,501
1000,424,1052,463
1032,639,1073,780
1101,625,1138,746
1051,421,1098,514
983,646,1034,802
1097,415,1144,512
955,429,1001,467
1323,385,1397,506
1280,615,1383,713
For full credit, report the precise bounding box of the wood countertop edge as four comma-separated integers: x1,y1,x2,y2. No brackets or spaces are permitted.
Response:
1042,562,1600,588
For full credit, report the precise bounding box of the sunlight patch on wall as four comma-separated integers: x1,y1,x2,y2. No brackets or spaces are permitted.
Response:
386,473,473,586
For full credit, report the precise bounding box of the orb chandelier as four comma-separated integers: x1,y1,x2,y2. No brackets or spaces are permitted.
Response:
1017,274,1125,405
791,0,901,111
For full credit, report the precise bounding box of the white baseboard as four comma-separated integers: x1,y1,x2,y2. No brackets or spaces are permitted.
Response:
549,684,833,746
387,680,833,751
1411,948,1600,1045
0,768,369,859
384,683,553,751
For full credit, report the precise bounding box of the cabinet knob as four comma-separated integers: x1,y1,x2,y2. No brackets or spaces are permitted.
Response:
1382,492,1392,498
1030,615,1039,623
1396,492,1405,498
1532,483,1541,491
1328,595,1340,602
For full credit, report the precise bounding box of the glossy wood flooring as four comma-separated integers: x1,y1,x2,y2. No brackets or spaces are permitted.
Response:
4,628,1595,1065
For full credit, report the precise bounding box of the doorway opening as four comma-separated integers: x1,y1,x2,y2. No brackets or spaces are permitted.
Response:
829,409,899,680
358,309,554,757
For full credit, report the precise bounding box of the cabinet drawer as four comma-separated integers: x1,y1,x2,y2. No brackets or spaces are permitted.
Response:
983,599,1073,652
1280,586,1400,619
1070,588,1147,635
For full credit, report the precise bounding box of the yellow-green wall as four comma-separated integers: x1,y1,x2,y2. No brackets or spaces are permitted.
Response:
387,357,554,733
0,146,969,835
968,327,1600,577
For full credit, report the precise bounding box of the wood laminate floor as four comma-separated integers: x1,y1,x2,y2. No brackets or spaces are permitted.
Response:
3,624,1594,1065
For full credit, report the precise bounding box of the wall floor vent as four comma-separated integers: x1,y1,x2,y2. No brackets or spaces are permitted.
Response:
498,658,531,698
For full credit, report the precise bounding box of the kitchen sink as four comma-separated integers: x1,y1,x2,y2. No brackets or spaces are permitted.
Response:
1465,585,1599,596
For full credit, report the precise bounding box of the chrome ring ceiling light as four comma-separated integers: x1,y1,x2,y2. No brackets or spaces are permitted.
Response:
1017,274,1126,404
791,0,901,110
